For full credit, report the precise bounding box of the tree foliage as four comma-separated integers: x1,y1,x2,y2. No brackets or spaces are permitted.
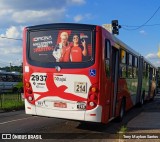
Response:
0,65,22,73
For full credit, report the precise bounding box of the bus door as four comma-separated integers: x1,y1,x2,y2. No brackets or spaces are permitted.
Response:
111,47,119,117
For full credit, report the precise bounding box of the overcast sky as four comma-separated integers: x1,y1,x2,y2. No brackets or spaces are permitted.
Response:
0,0,160,67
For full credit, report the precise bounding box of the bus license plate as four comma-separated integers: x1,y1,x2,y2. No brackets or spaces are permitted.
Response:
54,102,67,108
74,82,87,93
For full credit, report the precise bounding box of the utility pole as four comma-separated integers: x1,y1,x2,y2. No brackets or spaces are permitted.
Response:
10,63,12,71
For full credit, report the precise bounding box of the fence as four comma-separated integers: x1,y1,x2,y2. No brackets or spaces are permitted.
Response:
0,91,24,111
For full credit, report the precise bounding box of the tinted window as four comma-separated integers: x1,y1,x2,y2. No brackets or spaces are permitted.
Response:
134,57,138,67
105,39,110,77
129,54,132,66
121,50,126,64
29,30,92,63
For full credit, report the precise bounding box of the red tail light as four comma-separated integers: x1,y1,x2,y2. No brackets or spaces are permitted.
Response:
86,85,99,110
25,82,34,104
26,89,32,94
25,82,31,88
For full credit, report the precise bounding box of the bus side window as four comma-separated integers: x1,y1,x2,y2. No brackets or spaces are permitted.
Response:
127,54,133,78
120,49,127,78
133,56,138,78
145,64,150,78
120,64,127,78
121,49,126,64
147,64,150,78
105,39,110,77
153,68,156,81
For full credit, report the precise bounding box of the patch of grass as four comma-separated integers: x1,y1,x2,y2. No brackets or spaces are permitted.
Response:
119,125,128,133
0,93,24,111
118,125,128,140
1,101,24,111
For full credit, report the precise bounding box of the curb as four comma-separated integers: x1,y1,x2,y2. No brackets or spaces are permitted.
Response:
0,110,4,113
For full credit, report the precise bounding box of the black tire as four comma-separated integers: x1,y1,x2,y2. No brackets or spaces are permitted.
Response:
117,99,125,121
150,90,156,101
140,93,145,106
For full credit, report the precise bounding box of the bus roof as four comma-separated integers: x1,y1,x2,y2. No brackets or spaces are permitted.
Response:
141,56,158,69
26,23,96,31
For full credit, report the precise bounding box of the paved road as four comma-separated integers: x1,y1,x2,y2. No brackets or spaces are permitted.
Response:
0,95,160,141
127,95,160,129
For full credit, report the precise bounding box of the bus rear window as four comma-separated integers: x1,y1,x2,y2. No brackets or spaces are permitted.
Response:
29,30,93,63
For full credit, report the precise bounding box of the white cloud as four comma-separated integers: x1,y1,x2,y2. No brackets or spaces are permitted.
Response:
12,8,66,24
6,26,20,38
154,60,160,67
145,53,158,59
68,0,86,5
139,30,147,35
145,53,160,67
12,10,48,23
0,46,21,55
1,26,22,39
0,0,86,27
0,0,88,27
0,43,22,66
73,13,92,22
74,15,84,22
0,26,22,66
0,9,13,16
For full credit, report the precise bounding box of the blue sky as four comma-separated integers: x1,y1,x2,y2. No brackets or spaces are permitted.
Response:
0,0,160,66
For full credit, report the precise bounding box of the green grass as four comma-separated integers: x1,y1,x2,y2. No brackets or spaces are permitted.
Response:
0,93,24,111
118,125,128,139
119,125,128,133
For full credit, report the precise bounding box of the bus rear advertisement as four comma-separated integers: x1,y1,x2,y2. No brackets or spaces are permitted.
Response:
23,23,157,124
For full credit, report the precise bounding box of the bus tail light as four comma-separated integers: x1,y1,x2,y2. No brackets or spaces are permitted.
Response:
26,88,32,94
28,96,33,101
25,82,34,104
86,85,99,110
25,82,31,88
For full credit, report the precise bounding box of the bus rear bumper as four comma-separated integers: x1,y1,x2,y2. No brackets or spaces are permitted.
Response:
25,99,36,115
84,105,102,122
25,100,102,123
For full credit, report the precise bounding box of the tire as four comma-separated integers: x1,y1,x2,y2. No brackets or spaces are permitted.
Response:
140,93,145,106
150,90,156,101
117,99,125,121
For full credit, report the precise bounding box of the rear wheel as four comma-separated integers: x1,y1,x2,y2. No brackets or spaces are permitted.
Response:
150,90,156,101
140,92,145,106
117,99,125,121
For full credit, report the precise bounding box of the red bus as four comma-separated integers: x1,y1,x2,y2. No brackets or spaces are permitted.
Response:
23,23,157,124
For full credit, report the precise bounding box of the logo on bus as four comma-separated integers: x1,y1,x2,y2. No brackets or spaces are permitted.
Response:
32,36,52,42
54,76,66,82
89,69,96,77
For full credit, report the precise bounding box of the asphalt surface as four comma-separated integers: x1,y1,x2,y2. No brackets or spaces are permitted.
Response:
127,94,160,130
0,94,160,142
